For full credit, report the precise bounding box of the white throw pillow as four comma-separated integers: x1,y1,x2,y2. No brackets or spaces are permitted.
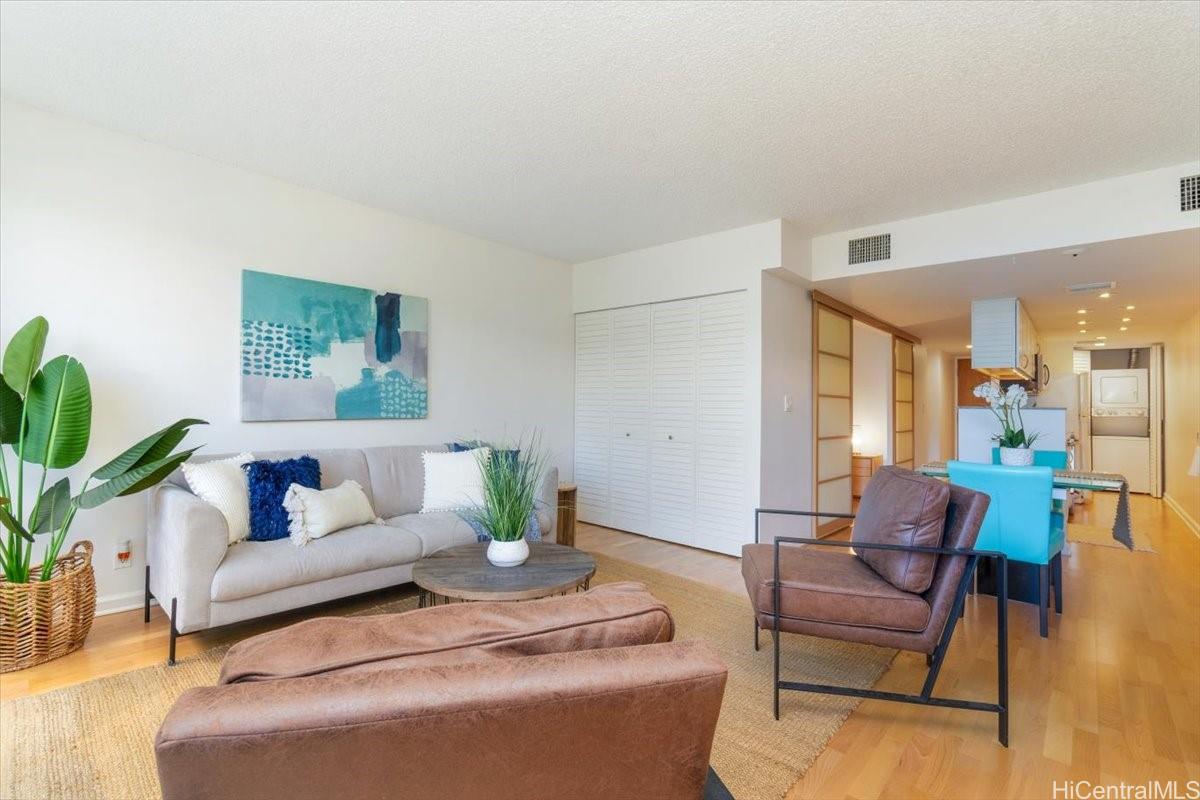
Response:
420,448,490,513
181,453,254,545
283,479,379,546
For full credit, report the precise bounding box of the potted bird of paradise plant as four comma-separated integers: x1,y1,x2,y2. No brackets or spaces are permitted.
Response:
0,316,204,672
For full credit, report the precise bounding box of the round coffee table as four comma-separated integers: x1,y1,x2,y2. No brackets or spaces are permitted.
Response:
412,542,596,607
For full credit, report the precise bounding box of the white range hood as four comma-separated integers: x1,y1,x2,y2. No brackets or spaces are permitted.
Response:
970,297,1040,381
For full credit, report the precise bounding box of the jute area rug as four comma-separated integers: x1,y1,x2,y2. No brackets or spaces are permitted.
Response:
1,553,896,800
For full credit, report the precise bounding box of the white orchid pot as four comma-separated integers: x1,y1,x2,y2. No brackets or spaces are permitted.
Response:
999,447,1035,466
486,537,529,568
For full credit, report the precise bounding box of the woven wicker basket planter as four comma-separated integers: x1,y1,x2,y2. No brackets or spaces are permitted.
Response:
0,540,96,673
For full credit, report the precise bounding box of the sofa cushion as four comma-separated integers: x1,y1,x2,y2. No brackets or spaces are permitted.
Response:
212,524,423,602
363,445,445,518
385,511,478,556
851,466,950,594
741,543,931,632
170,449,375,508
218,581,673,683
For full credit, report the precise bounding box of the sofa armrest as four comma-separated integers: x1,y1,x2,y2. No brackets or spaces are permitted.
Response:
157,640,727,800
146,484,228,634
537,465,560,540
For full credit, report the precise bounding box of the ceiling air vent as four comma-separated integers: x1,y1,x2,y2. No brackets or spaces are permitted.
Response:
1182,174,1200,212
1065,281,1116,294
848,233,891,265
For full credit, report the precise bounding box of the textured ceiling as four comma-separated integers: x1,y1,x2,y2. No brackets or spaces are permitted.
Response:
815,228,1200,352
1,1,1198,262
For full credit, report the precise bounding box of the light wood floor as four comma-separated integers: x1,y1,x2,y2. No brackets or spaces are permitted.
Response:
2,493,1197,800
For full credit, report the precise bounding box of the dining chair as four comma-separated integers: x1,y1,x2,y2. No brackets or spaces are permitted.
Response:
947,461,1064,637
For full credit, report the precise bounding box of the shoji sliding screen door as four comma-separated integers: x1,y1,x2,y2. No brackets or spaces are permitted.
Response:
812,302,854,536
893,337,915,469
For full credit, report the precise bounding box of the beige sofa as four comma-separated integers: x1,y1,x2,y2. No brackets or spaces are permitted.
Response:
146,444,558,663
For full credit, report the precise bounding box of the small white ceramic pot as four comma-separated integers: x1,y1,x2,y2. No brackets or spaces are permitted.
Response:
486,537,529,567
999,446,1035,466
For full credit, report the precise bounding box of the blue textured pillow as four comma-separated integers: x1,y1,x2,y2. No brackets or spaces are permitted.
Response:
243,456,321,541
449,441,519,467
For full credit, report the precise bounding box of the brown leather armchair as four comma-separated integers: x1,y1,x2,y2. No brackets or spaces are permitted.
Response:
155,582,729,800
742,470,1010,745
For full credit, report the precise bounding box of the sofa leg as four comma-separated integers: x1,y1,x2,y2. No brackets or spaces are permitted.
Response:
754,618,760,652
168,598,178,666
1038,565,1050,638
144,565,152,624
1051,552,1063,614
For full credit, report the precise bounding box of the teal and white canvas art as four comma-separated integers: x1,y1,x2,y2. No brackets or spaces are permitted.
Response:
240,270,429,421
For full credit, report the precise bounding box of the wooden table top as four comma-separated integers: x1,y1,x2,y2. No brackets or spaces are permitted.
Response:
411,542,596,601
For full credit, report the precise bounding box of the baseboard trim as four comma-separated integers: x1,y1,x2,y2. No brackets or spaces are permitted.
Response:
95,590,158,617
1163,493,1200,538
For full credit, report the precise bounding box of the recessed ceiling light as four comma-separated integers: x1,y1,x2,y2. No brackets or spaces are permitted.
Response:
1099,292,1111,298
1122,317,1131,322
1120,326,1128,331
1126,305,1135,310
1078,320,1087,325
1080,329,1087,333
1077,309,1087,314
966,344,973,349
1097,336,1107,340
1095,342,1107,346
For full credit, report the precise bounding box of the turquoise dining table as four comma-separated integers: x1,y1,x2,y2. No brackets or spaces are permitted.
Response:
916,461,1134,550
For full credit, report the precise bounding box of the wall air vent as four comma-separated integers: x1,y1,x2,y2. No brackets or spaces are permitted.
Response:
1182,174,1200,212
1065,281,1116,294
848,233,891,265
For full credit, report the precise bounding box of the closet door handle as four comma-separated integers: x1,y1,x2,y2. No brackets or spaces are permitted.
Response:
625,432,631,437
668,435,674,440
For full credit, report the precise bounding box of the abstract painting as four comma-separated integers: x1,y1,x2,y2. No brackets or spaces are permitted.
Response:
240,269,428,421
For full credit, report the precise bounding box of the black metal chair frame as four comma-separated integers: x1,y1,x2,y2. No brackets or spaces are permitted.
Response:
753,508,1009,747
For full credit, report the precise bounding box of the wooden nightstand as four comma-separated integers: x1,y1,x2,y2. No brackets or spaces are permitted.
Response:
851,454,883,499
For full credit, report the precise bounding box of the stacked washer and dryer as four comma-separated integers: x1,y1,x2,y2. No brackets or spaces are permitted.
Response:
1083,368,1153,493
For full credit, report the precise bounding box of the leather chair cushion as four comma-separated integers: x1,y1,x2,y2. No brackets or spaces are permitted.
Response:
851,466,950,593
741,544,930,632
218,581,673,683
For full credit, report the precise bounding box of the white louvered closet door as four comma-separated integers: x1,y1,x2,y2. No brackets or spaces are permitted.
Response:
650,299,699,545
574,310,612,526
695,293,747,555
607,305,652,533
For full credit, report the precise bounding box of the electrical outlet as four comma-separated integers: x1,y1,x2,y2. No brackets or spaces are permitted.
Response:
114,540,132,570
783,394,794,412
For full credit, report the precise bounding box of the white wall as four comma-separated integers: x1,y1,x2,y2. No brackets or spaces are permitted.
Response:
810,162,1200,281
1164,310,1200,534
851,321,892,462
915,348,957,464
759,269,813,541
0,101,574,613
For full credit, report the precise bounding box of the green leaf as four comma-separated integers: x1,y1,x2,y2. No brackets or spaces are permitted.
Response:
23,356,92,469
2,317,48,397
76,448,199,509
0,502,34,543
0,375,22,444
91,418,207,480
32,477,72,534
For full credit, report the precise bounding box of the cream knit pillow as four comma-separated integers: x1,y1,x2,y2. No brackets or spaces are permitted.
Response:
181,453,254,545
283,479,379,546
